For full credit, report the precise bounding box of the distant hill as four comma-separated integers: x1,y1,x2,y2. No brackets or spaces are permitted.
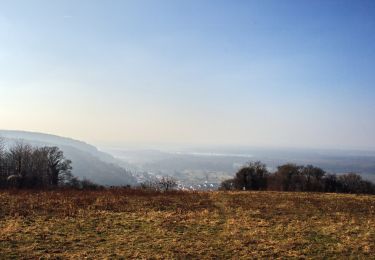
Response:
0,130,137,186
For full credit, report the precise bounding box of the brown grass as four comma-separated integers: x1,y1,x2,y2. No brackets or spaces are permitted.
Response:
0,189,374,259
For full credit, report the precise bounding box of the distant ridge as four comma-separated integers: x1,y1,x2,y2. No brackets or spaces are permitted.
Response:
0,129,98,154
0,130,137,186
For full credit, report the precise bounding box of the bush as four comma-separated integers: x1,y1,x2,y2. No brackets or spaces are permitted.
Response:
233,161,269,190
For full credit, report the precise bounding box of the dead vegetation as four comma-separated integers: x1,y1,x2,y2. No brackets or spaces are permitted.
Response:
0,189,374,259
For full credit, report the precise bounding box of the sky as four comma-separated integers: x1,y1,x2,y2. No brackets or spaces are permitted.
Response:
0,0,375,150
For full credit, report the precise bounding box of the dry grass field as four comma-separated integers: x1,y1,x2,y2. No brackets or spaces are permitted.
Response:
0,189,374,259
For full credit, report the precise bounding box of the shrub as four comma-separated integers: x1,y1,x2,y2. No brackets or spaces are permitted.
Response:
222,162,375,194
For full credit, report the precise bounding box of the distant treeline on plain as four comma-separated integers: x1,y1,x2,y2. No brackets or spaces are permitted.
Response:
221,161,375,194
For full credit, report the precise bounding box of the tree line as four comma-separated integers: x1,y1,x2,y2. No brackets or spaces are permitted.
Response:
220,161,375,194
0,138,80,189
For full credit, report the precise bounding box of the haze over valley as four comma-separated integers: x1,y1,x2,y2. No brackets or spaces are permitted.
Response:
1,1,375,258
103,144,375,185
2,130,374,190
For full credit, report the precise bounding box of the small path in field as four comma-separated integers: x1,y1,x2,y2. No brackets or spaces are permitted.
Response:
209,193,229,237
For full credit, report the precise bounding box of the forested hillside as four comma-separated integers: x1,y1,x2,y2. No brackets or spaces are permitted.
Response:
0,130,137,186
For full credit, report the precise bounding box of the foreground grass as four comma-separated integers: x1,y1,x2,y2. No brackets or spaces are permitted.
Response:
0,190,374,259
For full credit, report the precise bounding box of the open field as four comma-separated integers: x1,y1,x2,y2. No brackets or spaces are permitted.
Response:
0,190,374,259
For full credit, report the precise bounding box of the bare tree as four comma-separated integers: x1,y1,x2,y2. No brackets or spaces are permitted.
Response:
0,141,75,189
301,165,325,191
45,146,72,186
158,176,177,192
7,142,33,188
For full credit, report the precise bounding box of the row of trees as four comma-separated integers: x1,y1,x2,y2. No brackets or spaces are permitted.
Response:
221,161,375,194
0,138,75,189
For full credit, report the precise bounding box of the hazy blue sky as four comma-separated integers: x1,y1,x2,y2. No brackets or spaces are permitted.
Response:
1,0,374,149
